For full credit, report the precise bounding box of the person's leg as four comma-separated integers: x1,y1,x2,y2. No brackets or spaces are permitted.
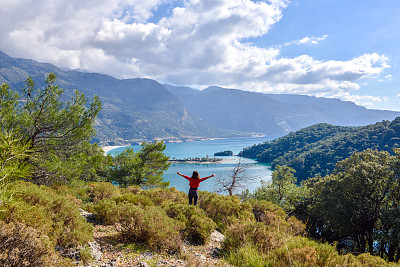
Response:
188,191,193,205
193,191,198,206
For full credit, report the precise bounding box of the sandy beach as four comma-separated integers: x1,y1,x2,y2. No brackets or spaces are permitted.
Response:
101,145,127,154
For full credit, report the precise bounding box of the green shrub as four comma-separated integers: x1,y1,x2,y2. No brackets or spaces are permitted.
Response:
113,193,154,207
79,244,94,265
250,199,305,236
264,236,397,267
198,191,254,231
223,221,282,254
139,187,186,207
2,181,93,247
225,244,268,267
122,185,142,194
93,193,156,224
165,203,216,244
116,204,184,251
88,182,120,203
93,198,119,224
0,221,72,267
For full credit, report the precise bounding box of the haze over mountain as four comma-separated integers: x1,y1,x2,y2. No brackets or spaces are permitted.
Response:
1,51,399,144
165,84,400,135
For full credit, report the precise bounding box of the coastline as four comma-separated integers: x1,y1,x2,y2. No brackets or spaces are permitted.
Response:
101,145,127,154
169,158,229,164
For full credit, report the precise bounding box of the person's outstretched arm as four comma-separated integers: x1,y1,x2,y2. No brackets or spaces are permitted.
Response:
177,171,190,180
200,174,215,181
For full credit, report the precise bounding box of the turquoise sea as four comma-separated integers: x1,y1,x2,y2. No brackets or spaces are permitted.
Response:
108,137,273,194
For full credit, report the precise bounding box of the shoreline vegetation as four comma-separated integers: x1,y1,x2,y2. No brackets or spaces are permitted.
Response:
102,146,227,164
169,156,225,164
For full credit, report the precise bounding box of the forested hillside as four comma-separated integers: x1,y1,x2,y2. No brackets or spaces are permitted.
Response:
240,117,400,182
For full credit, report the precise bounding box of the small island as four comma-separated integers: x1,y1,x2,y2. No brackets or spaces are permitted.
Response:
214,150,233,156
169,155,223,164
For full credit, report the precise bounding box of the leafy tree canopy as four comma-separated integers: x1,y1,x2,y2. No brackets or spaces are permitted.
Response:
108,141,170,189
298,149,400,261
0,73,103,184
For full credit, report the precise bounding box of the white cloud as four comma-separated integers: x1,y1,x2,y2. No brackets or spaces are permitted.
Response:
397,93,400,98
283,35,328,46
0,0,391,105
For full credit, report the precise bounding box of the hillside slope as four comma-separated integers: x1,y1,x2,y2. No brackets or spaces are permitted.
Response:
240,117,400,182
0,51,238,145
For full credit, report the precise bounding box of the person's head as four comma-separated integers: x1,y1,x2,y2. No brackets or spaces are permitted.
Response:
192,171,199,179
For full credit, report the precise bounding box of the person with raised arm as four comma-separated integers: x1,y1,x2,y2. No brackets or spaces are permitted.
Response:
177,171,215,205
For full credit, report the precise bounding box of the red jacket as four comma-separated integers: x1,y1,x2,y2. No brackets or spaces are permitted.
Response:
181,175,211,189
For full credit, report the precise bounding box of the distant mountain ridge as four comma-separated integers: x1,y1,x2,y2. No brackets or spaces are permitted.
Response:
165,84,400,135
0,51,238,145
1,51,399,145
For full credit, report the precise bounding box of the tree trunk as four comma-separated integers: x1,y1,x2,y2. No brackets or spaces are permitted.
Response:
388,244,396,262
367,235,374,254
359,234,366,254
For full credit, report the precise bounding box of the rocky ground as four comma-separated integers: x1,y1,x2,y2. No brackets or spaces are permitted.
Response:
79,210,231,267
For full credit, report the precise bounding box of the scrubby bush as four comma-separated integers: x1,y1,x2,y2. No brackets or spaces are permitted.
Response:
198,191,254,230
93,198,119,224
225,244,268,267
93,193,155,224
139,187,186,206
250,199,305,236
0,220,72,267
123,185,142,194
223,221,282,254
88,182,120,203
2,181,93,247
116,204,184,251
264,236,396,267
165,203,216,244
113,193,154,207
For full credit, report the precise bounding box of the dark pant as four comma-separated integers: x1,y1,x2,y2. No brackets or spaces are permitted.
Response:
188,190,198,205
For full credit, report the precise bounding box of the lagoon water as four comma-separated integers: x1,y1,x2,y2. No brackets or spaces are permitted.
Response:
108,137,273,194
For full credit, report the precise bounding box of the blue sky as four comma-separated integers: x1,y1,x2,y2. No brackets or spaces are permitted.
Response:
0,0,399,111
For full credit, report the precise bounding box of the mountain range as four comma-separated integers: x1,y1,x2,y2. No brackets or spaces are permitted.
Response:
165,84,400,135
1,51,399,145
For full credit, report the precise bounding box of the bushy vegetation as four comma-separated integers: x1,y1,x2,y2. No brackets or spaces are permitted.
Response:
165,203,216,244
0,221,72,266
240,118,400,182
0,182,93,265
2,75,400,265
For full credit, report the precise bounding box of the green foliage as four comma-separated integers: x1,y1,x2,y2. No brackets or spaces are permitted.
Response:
254,165,306,214
1,181,93,247
0,130,32,206
165,203,216,244
223,221,283,253
108,141,170,188
198,191,254,231
298,149,400,260
139,186,187,206
224,244,268,267
0,221,72,266
88,182,120,203
0,74,103,185
115,203,184,251
264,236,396,267
240,118,400,182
